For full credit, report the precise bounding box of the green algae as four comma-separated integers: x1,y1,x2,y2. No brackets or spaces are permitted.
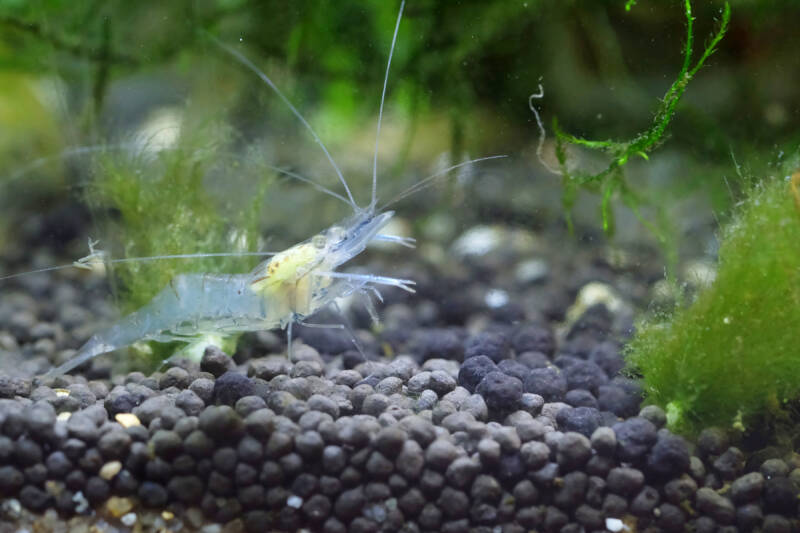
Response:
626,175,800,434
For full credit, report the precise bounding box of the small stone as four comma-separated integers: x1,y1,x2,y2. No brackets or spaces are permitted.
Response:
133,395,175,426
464,331,510,363
760,458,790,478
471,474,502,503
375,377,403,396
160,366,192,389
597,384,641,418
66,412,99,442
657,503,686,531
713,447,745,480
512,324,555,356
556,406,603,437
523,367,566,402
429,370,456,396
763,514,792,533
243,408,275,440
664,475,697,503
295,431,324,459
114,413,141,428
639,405,667,428
476,372,522,412
646,432,690,478
438,487,469,519
396,440,424,480
151,429,183,459
414,389,438,411
334,487,364,520
85,476,110,503
763,477,798,513
186,379,214,406
612,417,657,462
426,439,460,471
520,441,550,470
398,415,436,446
407,372,432,395
630,485,659,516
730,472,764,504
106,495,134,517
374,427,406,458
497,359,530,382
695,487,735,524
457,356,497,394
167,475,204,504
446,457,481,489
564,388,598,408
697,427,729,457
689,456,706,480
477,438,502,465
99,461,122,480
606,467,644,496
199,405,243,438
562,361,608,394
138,481,168,508
213,447,238,474
201,346,235,377
590,427,616,456
365,451,393,478
553,471,587,509
20,485,51,511
170,390,202,418
556,432,592,470
0,466,24,493
24,402,56,438
587,341,624,376
539,401,570,424
362,393,390,416
215,372,255,405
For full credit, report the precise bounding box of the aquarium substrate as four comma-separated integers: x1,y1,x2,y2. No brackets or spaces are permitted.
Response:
0,224,798,533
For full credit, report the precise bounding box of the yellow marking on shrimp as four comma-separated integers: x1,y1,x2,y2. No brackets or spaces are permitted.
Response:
250,242,319,294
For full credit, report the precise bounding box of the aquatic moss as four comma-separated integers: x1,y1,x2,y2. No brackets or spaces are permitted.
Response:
88,122,270,314
626,175,800,434
536,0,730,273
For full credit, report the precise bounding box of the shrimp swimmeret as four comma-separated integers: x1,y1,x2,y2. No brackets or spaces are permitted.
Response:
12,0,506,377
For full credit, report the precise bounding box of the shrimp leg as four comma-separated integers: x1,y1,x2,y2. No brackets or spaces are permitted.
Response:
374,234,416,248
313,271,416,293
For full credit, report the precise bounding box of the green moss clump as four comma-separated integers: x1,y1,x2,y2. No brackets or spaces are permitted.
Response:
89,123,270,314
627,176,800,434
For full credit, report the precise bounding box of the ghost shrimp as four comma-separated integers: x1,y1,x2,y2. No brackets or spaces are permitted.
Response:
24,0,505,377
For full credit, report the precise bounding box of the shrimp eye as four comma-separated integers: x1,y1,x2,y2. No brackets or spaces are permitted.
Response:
312,235,327,249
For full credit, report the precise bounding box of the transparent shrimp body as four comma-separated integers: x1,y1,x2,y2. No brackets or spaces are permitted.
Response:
45,208,413,376
33,0,503,377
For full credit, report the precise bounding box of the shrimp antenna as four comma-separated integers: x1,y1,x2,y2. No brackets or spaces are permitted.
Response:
372,0,406,209
0,250,277,284
207,34,359,211
258,163,352,207
381,155,508,209
4,143,139,184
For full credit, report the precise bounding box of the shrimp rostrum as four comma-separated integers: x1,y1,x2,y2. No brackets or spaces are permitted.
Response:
24,0,505,377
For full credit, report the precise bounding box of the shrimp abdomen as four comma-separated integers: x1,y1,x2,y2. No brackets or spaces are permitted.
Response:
47,272,279,376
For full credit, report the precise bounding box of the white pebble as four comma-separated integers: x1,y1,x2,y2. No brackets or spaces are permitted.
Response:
286,495,303,509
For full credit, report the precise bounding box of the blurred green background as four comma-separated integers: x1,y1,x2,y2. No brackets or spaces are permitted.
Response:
1,0,798,274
